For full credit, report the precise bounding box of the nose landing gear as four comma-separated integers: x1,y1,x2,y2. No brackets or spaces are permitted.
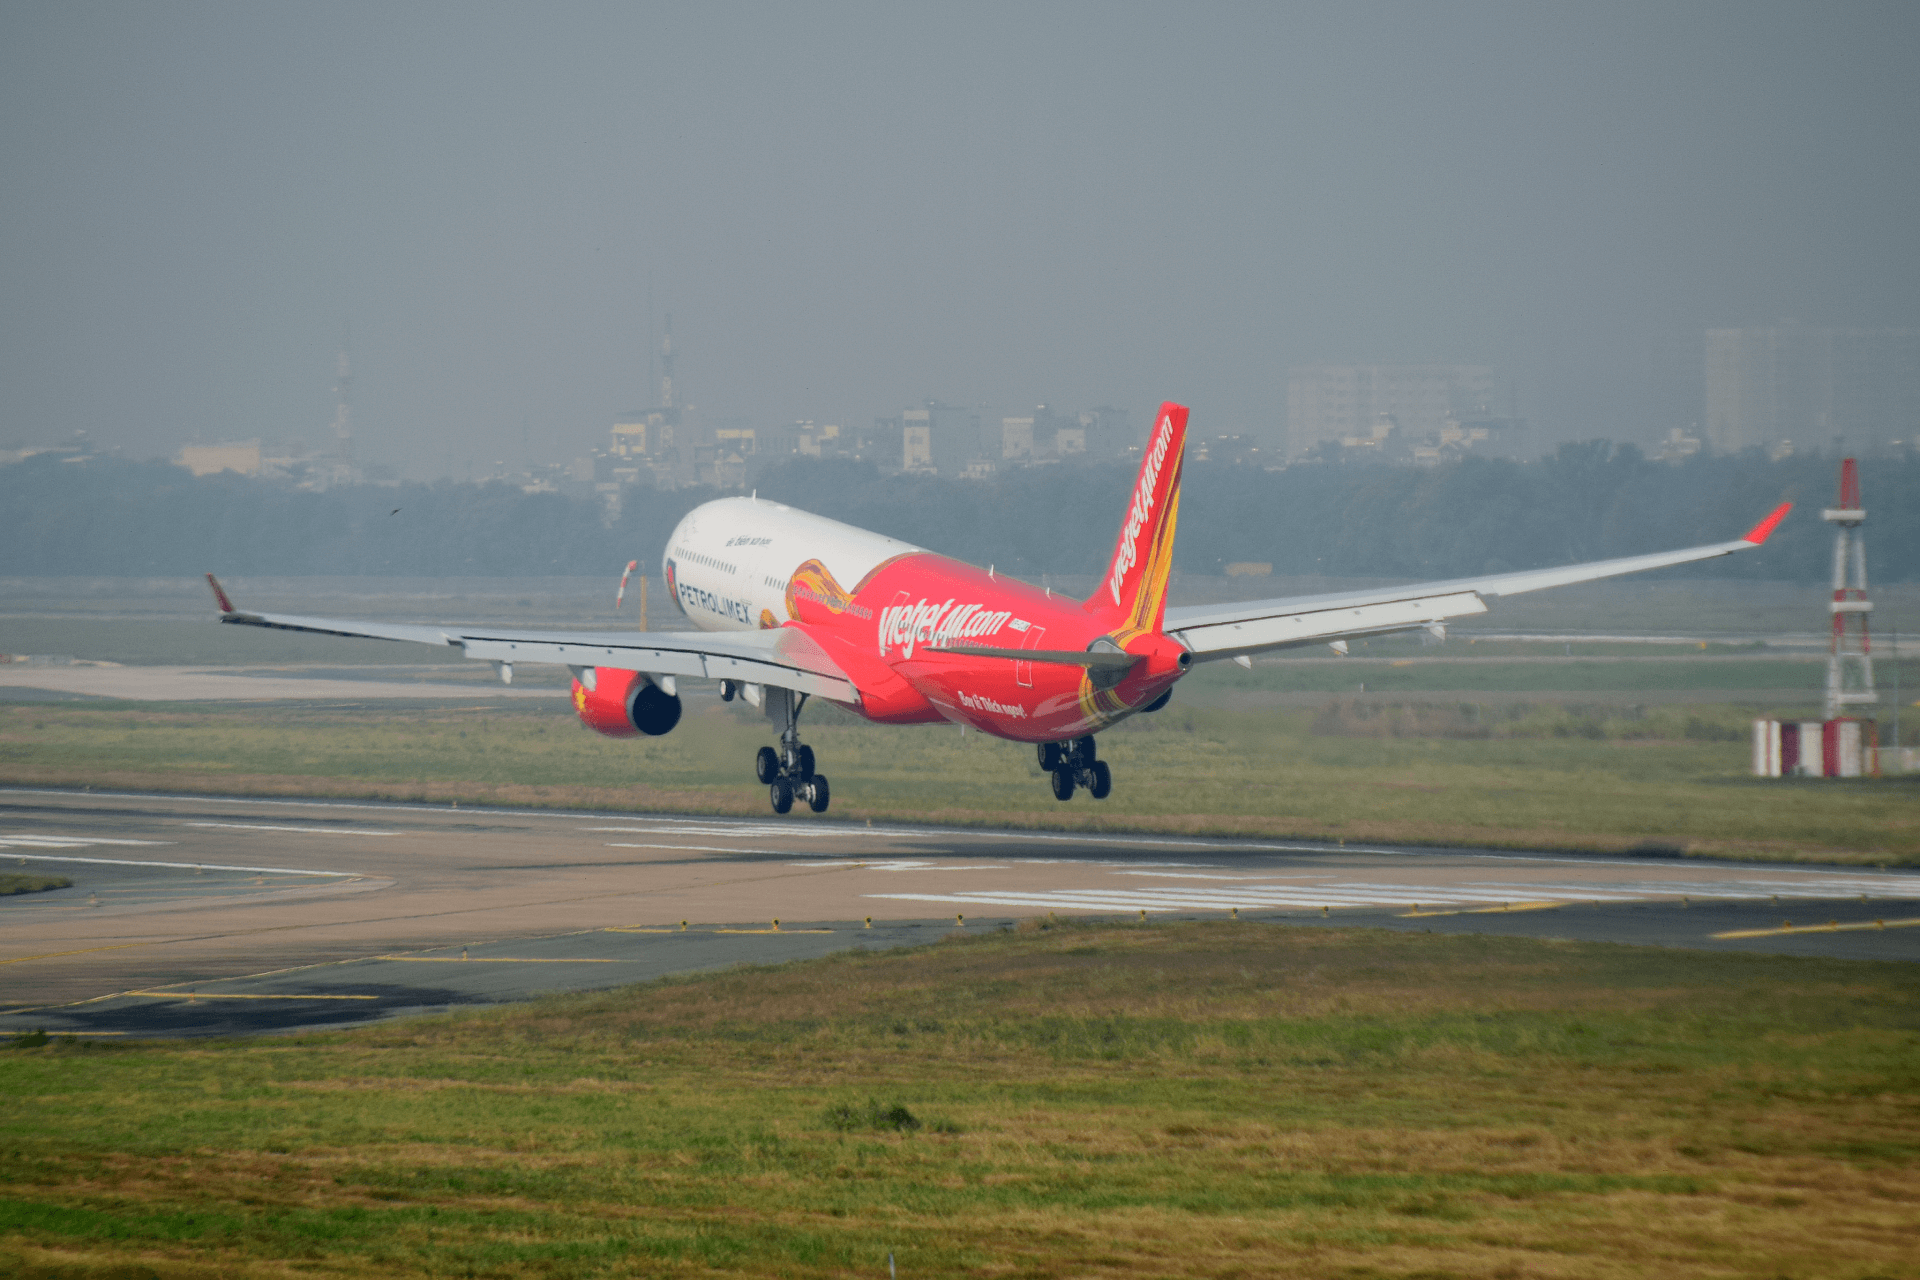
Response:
756,688,829,814
1040,736,1110,801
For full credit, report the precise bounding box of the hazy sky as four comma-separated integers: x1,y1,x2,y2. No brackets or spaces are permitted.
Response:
4,1,1916,476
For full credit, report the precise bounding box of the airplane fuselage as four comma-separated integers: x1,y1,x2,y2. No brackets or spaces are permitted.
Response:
661,497,1188,743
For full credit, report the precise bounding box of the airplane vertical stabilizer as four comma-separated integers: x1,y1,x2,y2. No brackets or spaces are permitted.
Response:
1089,401,1187,639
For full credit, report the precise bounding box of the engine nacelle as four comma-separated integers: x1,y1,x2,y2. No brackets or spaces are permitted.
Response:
571,668,683,738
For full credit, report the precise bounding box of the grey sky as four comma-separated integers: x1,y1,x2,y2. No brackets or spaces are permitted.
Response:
4,1,1916,477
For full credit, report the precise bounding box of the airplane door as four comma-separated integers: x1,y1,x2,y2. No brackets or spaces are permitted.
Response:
1015,626,1046,687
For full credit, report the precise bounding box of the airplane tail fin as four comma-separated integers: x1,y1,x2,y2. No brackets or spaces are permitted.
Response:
1088,401,1187,635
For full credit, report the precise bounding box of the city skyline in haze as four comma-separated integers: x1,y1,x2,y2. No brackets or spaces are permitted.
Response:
4,2,1917,479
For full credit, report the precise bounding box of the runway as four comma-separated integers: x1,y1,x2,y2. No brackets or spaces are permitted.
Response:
3,786,1915,1039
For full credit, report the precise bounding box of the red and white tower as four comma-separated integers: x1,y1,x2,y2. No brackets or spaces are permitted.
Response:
1823,458,1876,721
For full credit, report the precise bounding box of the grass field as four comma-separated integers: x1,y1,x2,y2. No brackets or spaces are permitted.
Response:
2,920,1915,1278
2,696,1915,864
0,873,69,895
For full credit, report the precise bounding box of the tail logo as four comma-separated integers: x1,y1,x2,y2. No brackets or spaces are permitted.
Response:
1109,412,1177,606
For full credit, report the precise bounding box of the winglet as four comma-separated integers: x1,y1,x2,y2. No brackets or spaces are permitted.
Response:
1741,502,1793,546
205,572,237,614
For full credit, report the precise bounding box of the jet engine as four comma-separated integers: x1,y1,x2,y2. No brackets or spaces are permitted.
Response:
571,668,682,738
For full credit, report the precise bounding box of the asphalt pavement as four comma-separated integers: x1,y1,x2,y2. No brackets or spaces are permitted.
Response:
3,786,1914,1040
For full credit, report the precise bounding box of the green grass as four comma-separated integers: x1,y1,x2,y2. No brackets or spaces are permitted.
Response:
3,696,1915,864
1,921,1915,1277
0,874,71,895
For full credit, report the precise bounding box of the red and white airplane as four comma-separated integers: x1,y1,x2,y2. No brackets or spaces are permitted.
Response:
208,403,1791,814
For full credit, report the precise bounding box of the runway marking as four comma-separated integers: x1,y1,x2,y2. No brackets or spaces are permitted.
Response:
1713,917,1920,939
1402,901,1565,917
586,825,860,839
373,955,620,963
866,884,1649,913
0,853,356,877
714,927,835,934
1115,870,1322,881
788,859,1008,872
186,822,399,837
0,833,169,849
1470,876,1920,898
122,991,380,1001
605,842,790,855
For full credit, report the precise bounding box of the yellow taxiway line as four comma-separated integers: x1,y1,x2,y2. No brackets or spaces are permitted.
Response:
122,991,379,1000
1400,901,1564,918
1713,916,1920,940
374,955,620,963
605,925,836,935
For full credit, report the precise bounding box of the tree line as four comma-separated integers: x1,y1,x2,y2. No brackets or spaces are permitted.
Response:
4,443,1913,582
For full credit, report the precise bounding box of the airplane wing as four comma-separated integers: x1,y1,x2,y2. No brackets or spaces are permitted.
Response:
204,575,861,703
1163,502,1792,664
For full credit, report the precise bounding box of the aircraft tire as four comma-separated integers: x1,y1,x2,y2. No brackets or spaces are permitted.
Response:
1038,742,1062,772
1050,768,1075,801
1089,760,1112,800
755,746,779,784
770,778,794,814
807,775,830,813
796,745,816,781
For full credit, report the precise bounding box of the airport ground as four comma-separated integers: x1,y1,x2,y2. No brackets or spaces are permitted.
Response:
3,895,1916,1277
2,577,1917,1276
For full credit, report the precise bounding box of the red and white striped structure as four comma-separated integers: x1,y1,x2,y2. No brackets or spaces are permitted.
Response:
1824,458,1876,720
1752,718,1868,778
1754,458,1879,777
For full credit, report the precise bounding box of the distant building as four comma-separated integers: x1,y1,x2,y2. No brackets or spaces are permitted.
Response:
1191,434,1265,467
1654,427,1702,463
609,413,668,460
714,426,756,457
1000,416,1034,461
1077,406,1133,459
177,441,263,477
1287,365,1498,459
902,413,933,472
1704,326,1920,455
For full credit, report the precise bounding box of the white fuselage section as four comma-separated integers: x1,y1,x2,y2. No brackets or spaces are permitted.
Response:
663,497,920,632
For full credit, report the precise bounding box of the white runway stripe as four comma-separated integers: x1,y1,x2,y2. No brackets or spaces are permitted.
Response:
0,833,169,848
0,853,356,877
188,823,398,837
1471,877,1920,897
865,889,1523,911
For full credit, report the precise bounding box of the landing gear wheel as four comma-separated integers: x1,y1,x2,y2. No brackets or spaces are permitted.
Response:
1038,742,1062,772
1089,760,1112,799
807,775,830,813
755,746,779,785
770,778,794,814
796,744,816,781
1051,768,1076,801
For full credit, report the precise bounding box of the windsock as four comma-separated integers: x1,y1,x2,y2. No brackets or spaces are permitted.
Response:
615,560,639,610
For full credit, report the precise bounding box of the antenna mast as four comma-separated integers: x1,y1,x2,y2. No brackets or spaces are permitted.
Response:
660,313,675,413
1823,457,1876,721
331,345,353,464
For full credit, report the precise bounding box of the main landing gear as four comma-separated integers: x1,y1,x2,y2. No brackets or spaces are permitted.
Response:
1039,736,1110,801
755,688,829,814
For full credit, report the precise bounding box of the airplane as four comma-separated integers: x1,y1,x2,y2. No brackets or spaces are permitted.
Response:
206,402,1792,815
